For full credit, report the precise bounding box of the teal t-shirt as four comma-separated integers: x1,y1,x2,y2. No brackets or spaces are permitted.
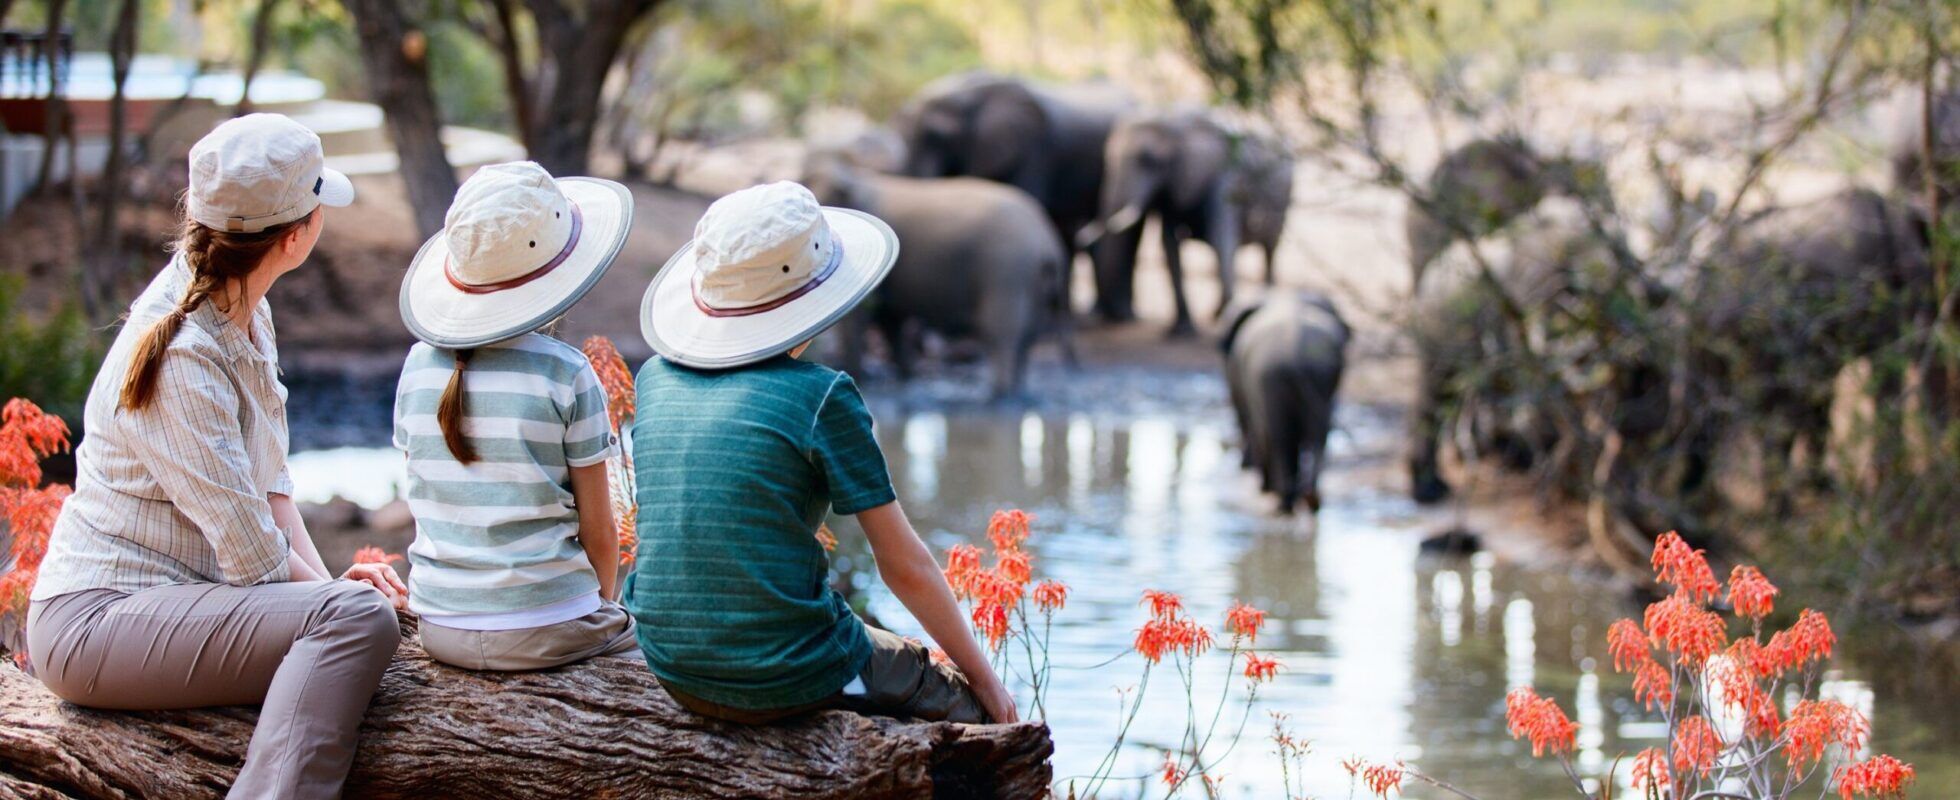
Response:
626,355,895,709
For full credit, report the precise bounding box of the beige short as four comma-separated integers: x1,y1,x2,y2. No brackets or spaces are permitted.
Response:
419,600,643,672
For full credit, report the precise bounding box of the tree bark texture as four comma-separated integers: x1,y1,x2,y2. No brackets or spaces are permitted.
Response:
0,619,1053,800
343,0,457,239
520,0,665,175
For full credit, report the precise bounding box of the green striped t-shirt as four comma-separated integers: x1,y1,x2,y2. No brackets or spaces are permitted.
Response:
627,356,895,710
392,333,617,620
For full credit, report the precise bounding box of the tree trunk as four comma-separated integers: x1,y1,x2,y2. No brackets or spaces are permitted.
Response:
520,0,665,175
479,0,534,154
343,0,457,239
80,0,138,327
0,619,1053,799
235,0,282,116
30,0,68,197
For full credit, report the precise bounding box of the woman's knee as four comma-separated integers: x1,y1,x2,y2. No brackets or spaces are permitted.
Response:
319,581,401,651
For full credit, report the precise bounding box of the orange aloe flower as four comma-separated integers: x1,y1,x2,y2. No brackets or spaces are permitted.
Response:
1360,761,1405,797
617,511,638,567
986,509,1031,553
1785,699,1868,773
944,544,984,600
1835,754,1915,799
1712,660,1782,738
352,546,403,566
1504,687,1579,757
814,522,838,553
580,336,636,431
1032,579,1068,613
1651,531,1719,603
1632,658,1674,711
1159,753,1187,787
1727,565,1778,620
1225,600,1268,641
1644,593,1727,664
994,547,1032,586
1673,716,1723,777
972,600,1011,650
1140,588,1184,620
1607,617,1650,672
1243,652,1281,684
1630,747,1670,792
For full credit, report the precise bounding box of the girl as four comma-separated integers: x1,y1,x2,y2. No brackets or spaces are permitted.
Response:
392,161,639,671
28,114,403,800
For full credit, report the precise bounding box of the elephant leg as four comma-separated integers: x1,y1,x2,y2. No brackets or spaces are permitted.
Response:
1227,358,1260,470
881,315,915,381
1301,383,1335,514
1053,252,1082,370
1261,375,1304,514
1206,200,1241,321
1262,242,1279,286
838,308,872,378
1409,345,1453,504
1095,219,1144,322
1162,222,1197,337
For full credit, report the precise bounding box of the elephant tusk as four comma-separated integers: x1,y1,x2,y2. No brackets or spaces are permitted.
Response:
1078,203,1146,248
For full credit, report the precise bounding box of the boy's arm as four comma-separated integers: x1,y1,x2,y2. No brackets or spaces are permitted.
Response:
569,462,620,601
858,500,1019,724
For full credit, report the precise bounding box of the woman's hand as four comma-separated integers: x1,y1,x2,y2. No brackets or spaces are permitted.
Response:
342,562,409,610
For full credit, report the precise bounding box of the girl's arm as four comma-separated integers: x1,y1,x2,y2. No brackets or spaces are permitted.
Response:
858,500,1019,724
568,462,620,601
269,493,331,578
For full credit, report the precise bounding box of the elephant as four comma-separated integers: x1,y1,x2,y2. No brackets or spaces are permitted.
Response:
1407,198,1625,503
1092,109,1292,334
1685,187,1934,485
1890,89,1960,213
802,154,1071,399
1236,133,1296,286
1405,137,1611,289
892,72,1135,319
1220,290,1349,514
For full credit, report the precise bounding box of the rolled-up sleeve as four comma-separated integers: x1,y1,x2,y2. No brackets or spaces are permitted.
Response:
123,348,291,586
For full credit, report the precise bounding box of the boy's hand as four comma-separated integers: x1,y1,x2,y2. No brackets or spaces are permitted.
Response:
973,674,1019,724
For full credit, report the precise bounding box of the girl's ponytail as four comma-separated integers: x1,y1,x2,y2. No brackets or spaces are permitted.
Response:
437,348,478,464
117,288,211,411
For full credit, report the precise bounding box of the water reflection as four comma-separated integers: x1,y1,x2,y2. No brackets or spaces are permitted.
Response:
287,400,1955,797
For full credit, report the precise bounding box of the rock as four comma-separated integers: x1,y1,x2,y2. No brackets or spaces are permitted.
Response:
0,618,1052,799
1418,527,1483,556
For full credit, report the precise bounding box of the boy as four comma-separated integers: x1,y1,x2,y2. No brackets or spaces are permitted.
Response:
627,182,1016,724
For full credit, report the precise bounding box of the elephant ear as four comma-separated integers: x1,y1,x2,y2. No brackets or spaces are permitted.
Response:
969,83,1048,182
1217,295,1263,355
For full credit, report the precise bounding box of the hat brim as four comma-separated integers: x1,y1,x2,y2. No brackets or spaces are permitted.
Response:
318,167,355,208
641,207,897,370
400,177,633,348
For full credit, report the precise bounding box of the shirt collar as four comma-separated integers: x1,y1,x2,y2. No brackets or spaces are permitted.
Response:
169,257,277,365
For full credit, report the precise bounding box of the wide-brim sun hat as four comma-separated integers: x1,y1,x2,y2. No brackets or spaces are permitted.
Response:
401,161,633,348
642,180,897,369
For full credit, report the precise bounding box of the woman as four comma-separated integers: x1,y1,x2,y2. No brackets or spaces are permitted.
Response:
25,114,406,800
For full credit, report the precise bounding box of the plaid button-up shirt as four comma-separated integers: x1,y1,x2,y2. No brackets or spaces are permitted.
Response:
32,258,295,600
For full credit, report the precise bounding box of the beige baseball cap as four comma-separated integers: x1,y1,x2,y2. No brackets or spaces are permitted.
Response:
641,181,896,369
187,113,354,233
400,161,633,348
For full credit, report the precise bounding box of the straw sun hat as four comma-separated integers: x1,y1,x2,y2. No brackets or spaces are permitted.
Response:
401,161,633,348
641,181,898,369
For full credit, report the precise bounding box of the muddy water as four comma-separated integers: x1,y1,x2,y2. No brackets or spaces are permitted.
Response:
286,364,1958,799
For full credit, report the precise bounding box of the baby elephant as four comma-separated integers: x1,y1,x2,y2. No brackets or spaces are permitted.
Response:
805,154,1069,399
1220,291,1349,514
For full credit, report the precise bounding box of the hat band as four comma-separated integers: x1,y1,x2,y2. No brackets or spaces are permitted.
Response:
444,201,584,295
692,238,844,318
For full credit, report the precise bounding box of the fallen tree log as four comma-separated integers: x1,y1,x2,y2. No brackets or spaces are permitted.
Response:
0,619,1052,800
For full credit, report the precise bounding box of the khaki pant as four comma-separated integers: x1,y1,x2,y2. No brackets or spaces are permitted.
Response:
27,581,401,800
659,625,987,725
419,601,642,671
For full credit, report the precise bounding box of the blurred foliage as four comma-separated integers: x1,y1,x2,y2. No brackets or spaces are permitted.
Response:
619,0,984,140
0,277,99,425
